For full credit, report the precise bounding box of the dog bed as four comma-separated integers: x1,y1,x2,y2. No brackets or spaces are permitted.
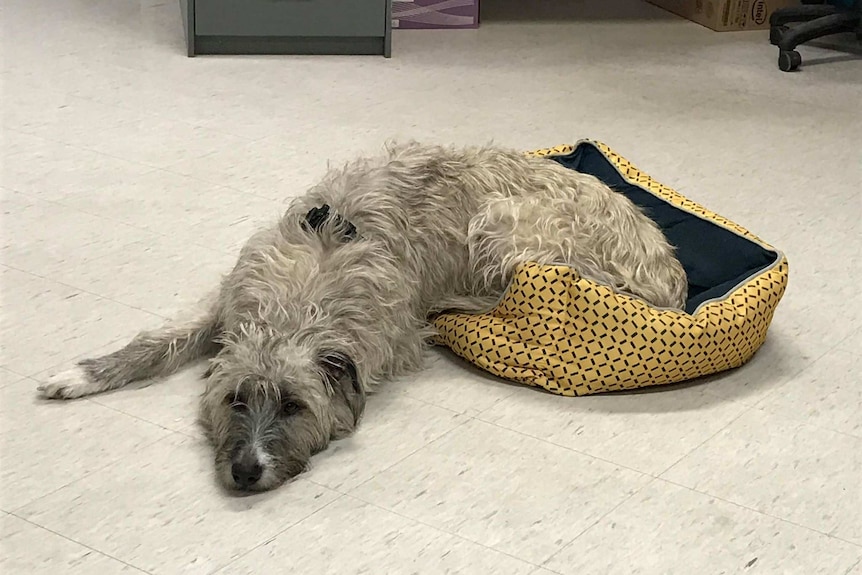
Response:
432,141,788,396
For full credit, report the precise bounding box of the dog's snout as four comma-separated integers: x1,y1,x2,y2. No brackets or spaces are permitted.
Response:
231,455,263,489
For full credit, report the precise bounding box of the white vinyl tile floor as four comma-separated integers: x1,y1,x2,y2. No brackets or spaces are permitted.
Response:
1,0,861,573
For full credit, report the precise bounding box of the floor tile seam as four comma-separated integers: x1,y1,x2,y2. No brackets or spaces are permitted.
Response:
88,394,195,435
156,162,300,205
7,120,278,209
9,121,175,171
6,511,154,574
4,178,254,258
538,476,662,569
473,415,655,478
28,123,260,171
843,556,862,575
67,88,275,144
340,491,543,570
13,88,263,148
657,476,862,548
749,402,862,442
469,387,520,418
655,403,755,478
329,415,476,496
205,493,347,575
0,262,169,331
16,337,130,381
385,384,483,417
704,368,862,443
0,366,29,388
6,431,179,515
700,341,839,410
656,401,862,482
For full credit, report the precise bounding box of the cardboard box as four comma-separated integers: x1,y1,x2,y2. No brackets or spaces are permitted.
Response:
392,0,480,29
647,0,800,31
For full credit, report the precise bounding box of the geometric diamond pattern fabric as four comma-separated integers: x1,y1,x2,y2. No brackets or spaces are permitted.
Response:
432,141,789,396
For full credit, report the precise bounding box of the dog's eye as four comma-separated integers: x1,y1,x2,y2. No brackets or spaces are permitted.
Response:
224,395,247,412
281,400,302,417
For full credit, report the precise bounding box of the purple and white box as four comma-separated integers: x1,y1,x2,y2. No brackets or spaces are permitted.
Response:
392,0,480,29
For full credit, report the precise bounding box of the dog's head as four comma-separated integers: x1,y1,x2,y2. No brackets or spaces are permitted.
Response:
199,332,365,492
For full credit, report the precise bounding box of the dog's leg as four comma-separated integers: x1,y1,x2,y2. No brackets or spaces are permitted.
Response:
38,311,221,400
467,192,688,309
429,293,502,316
467,195,598,295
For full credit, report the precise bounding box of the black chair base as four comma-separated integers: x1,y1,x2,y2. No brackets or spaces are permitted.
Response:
769,0,861,71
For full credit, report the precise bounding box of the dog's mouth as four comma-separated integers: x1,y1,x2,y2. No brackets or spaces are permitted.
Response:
216,454,308,493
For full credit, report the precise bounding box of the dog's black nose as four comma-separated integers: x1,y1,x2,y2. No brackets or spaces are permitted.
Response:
231,458,263,489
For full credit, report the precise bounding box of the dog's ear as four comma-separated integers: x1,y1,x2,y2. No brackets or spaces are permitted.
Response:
318,351,366,437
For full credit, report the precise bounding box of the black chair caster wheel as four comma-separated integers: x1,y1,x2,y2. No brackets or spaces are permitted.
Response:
778,50,801,72
769,25,789,46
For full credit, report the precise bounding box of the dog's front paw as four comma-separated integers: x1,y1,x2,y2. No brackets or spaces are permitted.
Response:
37,367,95,400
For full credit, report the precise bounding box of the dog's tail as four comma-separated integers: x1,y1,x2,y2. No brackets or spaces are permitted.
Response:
38,310,221,400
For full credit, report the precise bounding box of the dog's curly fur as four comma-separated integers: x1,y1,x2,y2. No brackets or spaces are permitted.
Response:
38,142,688,491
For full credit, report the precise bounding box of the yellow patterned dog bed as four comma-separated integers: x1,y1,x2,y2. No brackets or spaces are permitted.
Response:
433,141,788,396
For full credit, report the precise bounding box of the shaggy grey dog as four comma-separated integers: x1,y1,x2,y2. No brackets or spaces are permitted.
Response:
38,142,687,492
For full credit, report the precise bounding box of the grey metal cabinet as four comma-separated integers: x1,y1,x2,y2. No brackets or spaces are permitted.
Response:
182,0,392,57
